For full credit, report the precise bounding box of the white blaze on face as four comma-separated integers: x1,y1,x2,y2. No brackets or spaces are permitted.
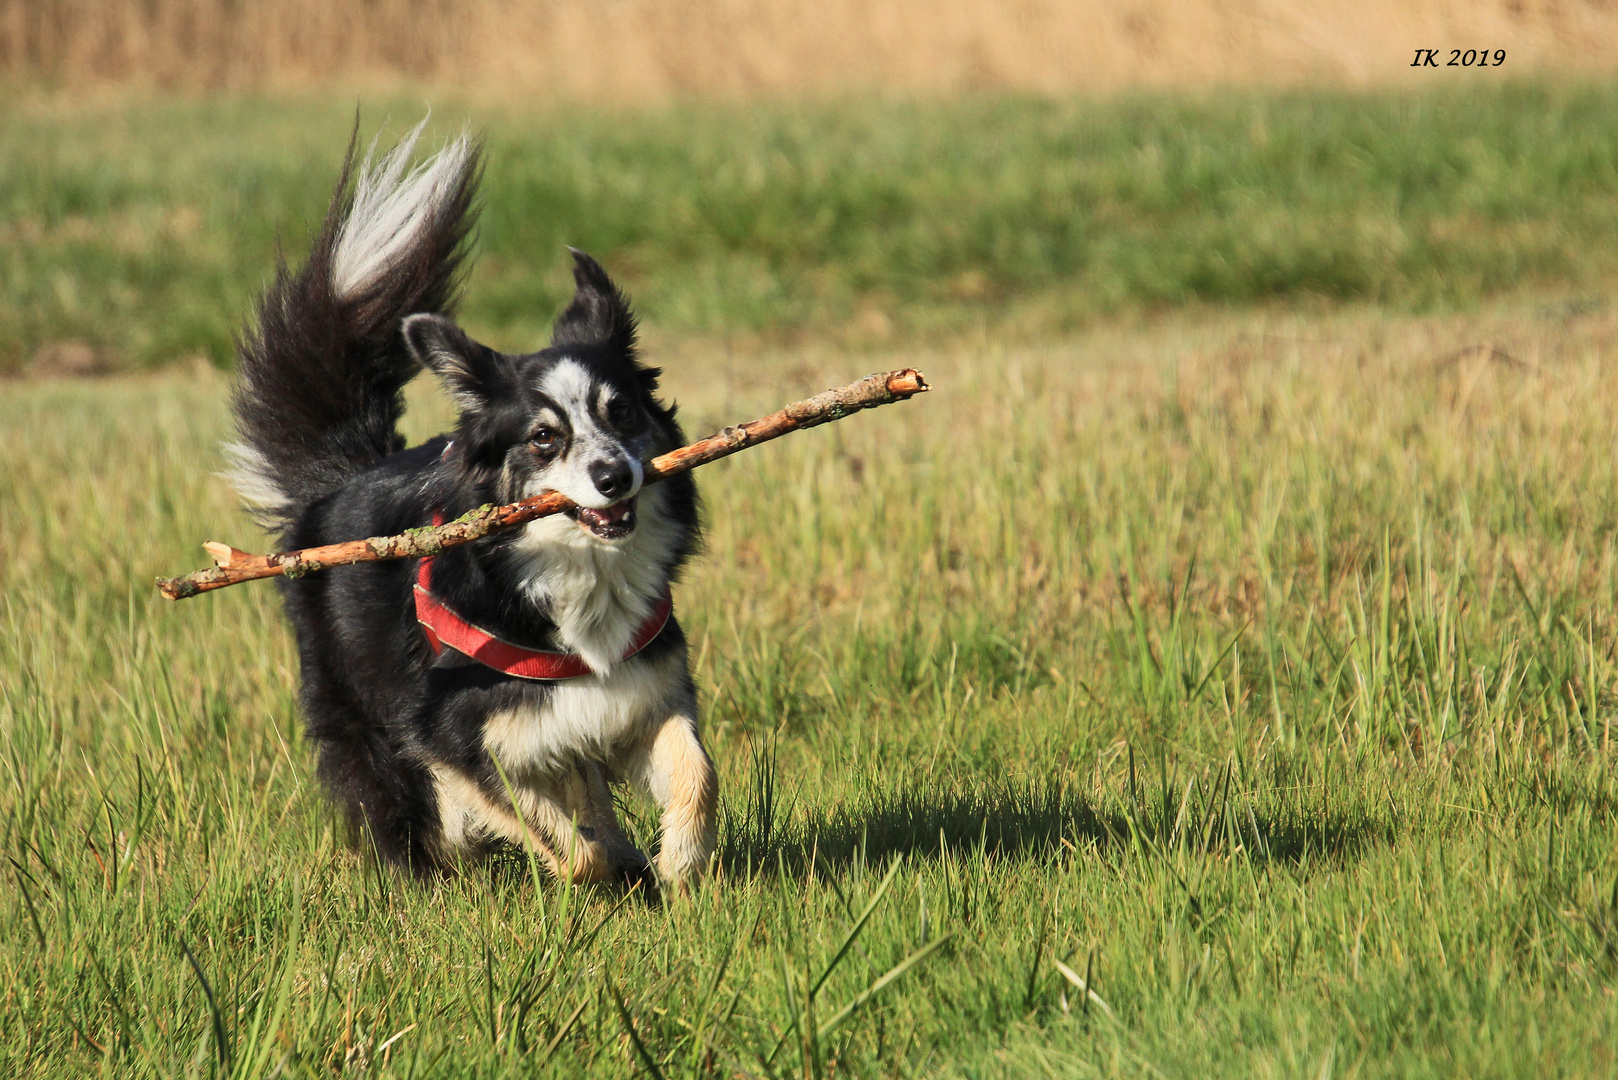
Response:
531,358,644,510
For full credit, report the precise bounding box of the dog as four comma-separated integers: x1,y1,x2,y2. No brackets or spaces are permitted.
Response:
225,121,715,889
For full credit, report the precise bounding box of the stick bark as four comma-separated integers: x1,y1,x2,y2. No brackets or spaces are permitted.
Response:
158,368,929,600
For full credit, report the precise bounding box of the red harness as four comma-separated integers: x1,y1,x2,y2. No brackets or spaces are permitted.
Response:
413,513,672,680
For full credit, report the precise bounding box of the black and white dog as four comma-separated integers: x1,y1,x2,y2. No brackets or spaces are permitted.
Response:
227,123,715,888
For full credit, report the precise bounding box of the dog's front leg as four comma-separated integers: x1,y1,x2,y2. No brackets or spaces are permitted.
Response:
510,769,638,885
625,710,717,890
451,768,618,884
562,762,654,888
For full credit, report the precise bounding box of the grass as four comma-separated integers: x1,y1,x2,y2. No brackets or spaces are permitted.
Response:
6,292,1618,1076
6,83,1618,372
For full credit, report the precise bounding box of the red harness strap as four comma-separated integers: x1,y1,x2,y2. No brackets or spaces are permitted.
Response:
413,514,672,680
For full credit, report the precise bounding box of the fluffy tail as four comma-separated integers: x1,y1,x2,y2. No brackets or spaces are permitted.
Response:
226,119,480,534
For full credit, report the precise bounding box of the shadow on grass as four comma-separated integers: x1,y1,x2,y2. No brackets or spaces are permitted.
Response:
718,772,1397,878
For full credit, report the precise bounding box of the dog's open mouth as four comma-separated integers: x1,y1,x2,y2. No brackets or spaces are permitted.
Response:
568,497,638,540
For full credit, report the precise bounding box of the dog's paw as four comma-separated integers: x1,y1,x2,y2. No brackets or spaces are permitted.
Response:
617,858,662,903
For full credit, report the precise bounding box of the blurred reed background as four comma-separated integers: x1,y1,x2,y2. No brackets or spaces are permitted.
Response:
3,0,1616,97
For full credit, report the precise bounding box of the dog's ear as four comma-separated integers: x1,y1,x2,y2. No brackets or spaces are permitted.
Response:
550,249,638,357
402,313,503,410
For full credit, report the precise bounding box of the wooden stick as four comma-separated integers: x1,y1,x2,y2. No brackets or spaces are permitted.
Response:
158,369,929,600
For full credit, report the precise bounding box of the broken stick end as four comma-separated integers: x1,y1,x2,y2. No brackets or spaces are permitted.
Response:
887,369,929,397
156,576,193,601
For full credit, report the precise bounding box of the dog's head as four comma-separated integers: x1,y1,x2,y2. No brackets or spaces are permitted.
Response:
403,250,673,542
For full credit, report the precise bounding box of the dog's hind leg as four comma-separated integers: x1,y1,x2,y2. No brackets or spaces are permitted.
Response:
623,710,717,890
303,672,443,875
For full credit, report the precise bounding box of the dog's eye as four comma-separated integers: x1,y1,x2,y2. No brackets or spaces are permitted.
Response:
606,399,641,431
529,427,561,452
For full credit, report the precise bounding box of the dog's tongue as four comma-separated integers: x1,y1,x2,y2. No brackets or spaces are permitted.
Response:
579,503,631,528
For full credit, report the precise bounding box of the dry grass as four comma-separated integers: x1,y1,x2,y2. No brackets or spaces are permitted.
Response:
3,0,1616,99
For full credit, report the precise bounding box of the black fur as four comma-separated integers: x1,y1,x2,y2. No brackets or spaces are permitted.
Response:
232,133,700,875
233,132,480,525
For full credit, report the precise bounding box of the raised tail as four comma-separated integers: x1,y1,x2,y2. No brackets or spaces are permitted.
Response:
226,119,480,535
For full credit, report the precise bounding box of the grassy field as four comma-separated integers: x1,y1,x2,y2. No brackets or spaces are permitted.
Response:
6,294,1618,1076
6,86,1618,1077
6,84,1618,372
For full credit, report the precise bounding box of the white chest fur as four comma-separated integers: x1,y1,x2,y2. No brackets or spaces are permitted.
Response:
505,485,680,673
481,647,685,778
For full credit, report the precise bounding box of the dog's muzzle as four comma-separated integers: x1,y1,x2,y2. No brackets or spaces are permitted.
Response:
568,497,637,540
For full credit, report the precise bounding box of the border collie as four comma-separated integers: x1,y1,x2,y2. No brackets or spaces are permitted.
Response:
225,121,715,889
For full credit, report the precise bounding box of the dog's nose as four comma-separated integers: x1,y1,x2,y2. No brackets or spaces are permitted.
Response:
590,459,634,500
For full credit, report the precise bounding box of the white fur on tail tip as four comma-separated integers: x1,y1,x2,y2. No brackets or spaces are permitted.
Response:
332,118,472,300
221,441,292,529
